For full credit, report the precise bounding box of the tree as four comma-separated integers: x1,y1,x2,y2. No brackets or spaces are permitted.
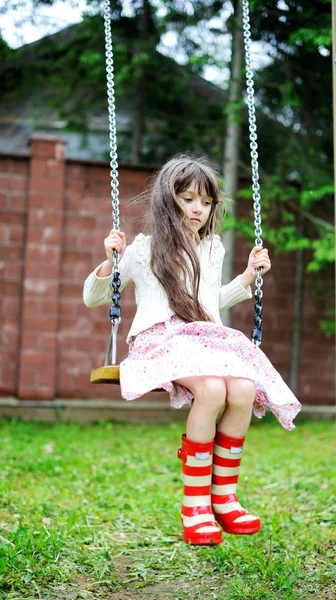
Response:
0,9,228,164
221,0,244,327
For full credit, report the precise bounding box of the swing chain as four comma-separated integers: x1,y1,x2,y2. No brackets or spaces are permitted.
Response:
242,0,263,347
103,0,121,363
102,0,264,360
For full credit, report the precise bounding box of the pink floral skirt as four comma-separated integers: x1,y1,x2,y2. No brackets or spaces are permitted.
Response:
119,315,301,431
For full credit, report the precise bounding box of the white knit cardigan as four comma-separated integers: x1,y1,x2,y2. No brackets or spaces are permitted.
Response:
83,233,252,344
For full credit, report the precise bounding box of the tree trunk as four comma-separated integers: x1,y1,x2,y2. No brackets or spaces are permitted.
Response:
289,210,305,394
131,0,150,165
221,0,244,326
132,72,145,164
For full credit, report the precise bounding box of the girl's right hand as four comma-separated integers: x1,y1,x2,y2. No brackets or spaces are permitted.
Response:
104,229,127,262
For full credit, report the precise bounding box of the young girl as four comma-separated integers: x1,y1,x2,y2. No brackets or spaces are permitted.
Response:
83,156,301,546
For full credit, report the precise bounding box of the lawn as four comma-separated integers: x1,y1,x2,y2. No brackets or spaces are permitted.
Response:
0,418,335,600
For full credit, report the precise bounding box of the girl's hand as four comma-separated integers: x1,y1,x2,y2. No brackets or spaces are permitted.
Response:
241,247,271,287
104,229,127,263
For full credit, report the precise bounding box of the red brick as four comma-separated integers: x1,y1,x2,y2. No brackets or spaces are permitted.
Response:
25,245,61,265
21,351,55,369
2,296,21,316
0,281,21,295
27,227,61,245
19,385,54,400
62,264,92,285
30,176,64,193
24,263,60,280
0,350,15,366
57,333,76,350
2,325,20,351
78,197,107,216
65,164,86,179
21,332,41,349
0,211,24,225
62,229,80,248
65,215,96,230
73,302,90,317
10,159,29,175
301,381,334,397
30,138,66,159
19,369,37,386
9,225,25,244
0,193,9,209
40,334,56,352
22,298,41,314
65,180,87,196
0,174,27,192
29,192,63,209
87,165,106,180
61,263,93,283
37,369,56,386
0,224,10,242
0,368,17,395
60,283,82,298
2,261,24,283
22,314,58,333
71,336,101,354
30,157,64,179
57,371,91,395
73,231,97,249
33,209,63,228
59,350,91,371
40,298,58,315
59,300,76,316
0,246,22,260
0,158,10,172
11,193,27,211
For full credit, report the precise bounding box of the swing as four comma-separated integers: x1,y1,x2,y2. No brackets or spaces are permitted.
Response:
90,0,264,385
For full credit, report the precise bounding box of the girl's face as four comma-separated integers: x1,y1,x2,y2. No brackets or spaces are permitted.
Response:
177,180,213,235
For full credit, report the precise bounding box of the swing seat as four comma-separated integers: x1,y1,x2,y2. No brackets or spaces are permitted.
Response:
90,365,121,384
90,364,165,391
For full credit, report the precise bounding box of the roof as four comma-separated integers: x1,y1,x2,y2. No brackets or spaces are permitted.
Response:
0,18,227,163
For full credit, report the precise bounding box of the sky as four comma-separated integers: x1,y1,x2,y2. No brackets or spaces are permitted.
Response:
1,0,88,49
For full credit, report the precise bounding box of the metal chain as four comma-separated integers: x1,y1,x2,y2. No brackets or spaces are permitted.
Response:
103,0,121,364
102,0,264,356
241,0,264,346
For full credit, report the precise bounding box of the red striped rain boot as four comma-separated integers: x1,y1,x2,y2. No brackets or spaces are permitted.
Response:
177,434,223,545
211,432,261,535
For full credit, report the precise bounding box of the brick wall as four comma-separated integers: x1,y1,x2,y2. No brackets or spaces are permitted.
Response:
0,155,29,395
0,136,334,405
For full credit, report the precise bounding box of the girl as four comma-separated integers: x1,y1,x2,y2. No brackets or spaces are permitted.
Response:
83,156,301,546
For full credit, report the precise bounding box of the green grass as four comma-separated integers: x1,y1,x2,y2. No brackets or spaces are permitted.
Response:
0,418,335,600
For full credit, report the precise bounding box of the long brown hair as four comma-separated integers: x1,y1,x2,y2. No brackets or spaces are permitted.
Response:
140,155,226,323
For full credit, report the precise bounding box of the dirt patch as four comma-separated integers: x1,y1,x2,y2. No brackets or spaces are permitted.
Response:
43,558,223,600
44,574,220,600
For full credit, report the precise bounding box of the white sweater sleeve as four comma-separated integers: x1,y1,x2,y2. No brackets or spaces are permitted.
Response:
215,237,252,312
83,243,134,308
219,276,252,312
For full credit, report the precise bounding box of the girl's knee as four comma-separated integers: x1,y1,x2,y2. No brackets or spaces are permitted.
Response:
225,377,255,408
199,376,226,398
194,377,227,411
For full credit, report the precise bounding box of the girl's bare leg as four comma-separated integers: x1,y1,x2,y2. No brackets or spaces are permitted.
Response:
174,376,227,545
217,377,256,438
211,377,261,535
174,376,227,442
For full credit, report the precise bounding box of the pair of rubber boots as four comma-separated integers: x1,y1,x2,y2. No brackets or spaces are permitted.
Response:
177,432,261,545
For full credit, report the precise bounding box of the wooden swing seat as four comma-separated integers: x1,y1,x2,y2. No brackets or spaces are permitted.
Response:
90,364,165,391
90,365,120,384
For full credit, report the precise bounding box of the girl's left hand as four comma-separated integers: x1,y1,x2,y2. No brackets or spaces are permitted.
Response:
242,247,271,287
